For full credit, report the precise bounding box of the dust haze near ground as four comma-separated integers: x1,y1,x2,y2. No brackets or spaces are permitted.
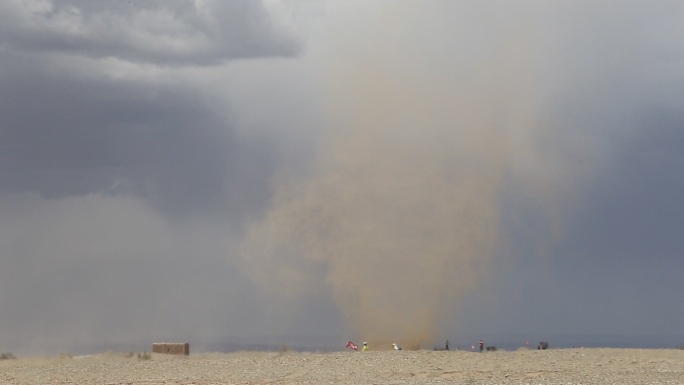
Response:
240,2,568,348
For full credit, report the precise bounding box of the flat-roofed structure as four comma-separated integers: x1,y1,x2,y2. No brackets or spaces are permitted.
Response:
152,342,189,355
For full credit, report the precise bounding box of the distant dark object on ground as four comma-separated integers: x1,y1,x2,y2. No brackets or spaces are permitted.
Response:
433,340,451,351
1,352,16,360
538,341,549,350
486,346,497,351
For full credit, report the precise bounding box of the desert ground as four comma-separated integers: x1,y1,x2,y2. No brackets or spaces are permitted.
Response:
1,348,683,384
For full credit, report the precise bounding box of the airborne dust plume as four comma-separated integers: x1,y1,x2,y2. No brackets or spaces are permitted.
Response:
241,2,560,348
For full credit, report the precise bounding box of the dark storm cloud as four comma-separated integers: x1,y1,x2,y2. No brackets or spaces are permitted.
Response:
0,55,277,218
0,0,300,217
567,116,684,263
0,0,300,65
532,0,684,266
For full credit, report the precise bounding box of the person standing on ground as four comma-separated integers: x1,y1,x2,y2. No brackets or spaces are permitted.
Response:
479,340,484,352
362,342,368,352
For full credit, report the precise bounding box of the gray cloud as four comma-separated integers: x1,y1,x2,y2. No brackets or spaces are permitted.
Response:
0,0,303,218
0,0,300,65
567,118,684,262
0,56,278,219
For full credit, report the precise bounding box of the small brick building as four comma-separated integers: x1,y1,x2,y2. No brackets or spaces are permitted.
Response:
152,343,190,355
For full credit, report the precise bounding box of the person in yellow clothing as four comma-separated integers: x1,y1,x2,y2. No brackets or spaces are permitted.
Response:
362,342,368,351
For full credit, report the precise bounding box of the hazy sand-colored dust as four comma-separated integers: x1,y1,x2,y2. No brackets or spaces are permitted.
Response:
238,2,574,346
2,348,683,384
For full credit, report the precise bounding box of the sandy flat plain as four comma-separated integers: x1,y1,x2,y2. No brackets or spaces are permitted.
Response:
2,348,683,384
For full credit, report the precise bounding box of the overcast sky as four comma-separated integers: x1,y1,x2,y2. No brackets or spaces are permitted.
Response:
1,0,683,355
